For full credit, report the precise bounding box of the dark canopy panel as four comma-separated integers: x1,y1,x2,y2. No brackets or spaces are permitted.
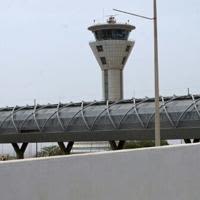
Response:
0,95,200,143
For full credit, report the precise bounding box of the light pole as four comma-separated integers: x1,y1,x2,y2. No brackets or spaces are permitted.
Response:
114,0,161,146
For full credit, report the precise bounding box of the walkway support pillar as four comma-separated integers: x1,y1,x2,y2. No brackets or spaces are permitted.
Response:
12,143,28,159
184,139,200,144
58,141,74,155
109,140,126,150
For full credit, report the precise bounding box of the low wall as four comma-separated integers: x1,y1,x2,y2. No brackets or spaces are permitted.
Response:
0,144,200,200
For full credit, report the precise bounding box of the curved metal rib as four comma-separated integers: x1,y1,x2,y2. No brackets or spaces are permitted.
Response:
91,101,109,130
106,100,117,129
176,96,200,127
56,102,65,131
65,101,97,130
20,105,50,130
41,102,75,131
56,102,81,131
146,96,179,128
81,101,97,130
118,98,149,128
161,96,175,127
191,94,200,118
0,107,16,128
107,99,127,129
146,101,162,128
0,106,27,131
33,104,42,132
11,106,18,133
133,98,145,128
91,100,124,130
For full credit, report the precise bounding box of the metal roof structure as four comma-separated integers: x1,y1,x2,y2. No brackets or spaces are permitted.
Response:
0,94,200,144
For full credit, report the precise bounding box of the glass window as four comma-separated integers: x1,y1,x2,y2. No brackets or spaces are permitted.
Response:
100,57,106,65
112,29,129,40
126,45,131,52
96,45,103,52
104,70,108,100
122,57,126,65
94,29,130,41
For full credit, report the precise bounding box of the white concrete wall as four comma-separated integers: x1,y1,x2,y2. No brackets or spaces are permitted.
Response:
0,144,200,200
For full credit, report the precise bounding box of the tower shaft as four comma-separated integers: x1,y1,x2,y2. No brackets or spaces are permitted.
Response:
102,69,123,101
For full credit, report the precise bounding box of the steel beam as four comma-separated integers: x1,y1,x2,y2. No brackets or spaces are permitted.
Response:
0,128,200,144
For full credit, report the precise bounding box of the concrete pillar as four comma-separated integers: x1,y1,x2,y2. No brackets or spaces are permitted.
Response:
109,141,126,150
58,142,74,155
107,69,123,101
12,143,28,159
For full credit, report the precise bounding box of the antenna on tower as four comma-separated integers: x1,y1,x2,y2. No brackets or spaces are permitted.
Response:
106,15,118,23
187,88,190,95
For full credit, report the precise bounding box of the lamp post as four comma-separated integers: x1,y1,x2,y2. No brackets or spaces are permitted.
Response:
114,0,161,146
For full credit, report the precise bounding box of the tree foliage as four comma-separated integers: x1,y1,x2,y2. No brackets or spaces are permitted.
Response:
37,145,64,157
37,140,169,157
124,140,168,149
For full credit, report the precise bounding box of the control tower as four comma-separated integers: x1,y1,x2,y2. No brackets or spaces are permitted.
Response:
88,16,135,101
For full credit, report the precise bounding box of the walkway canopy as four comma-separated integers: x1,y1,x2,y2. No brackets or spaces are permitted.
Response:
0,95,200,143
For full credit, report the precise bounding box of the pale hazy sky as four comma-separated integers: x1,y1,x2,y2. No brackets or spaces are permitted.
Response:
0,0,200,107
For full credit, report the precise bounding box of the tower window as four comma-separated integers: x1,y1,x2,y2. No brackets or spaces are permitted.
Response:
122,57,127,65
126,45,131,52
96,45,103,52
103,70,108,100
100,57,106,65
94,29,130,41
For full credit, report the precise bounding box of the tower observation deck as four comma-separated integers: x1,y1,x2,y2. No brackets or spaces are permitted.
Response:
88,17,135,101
